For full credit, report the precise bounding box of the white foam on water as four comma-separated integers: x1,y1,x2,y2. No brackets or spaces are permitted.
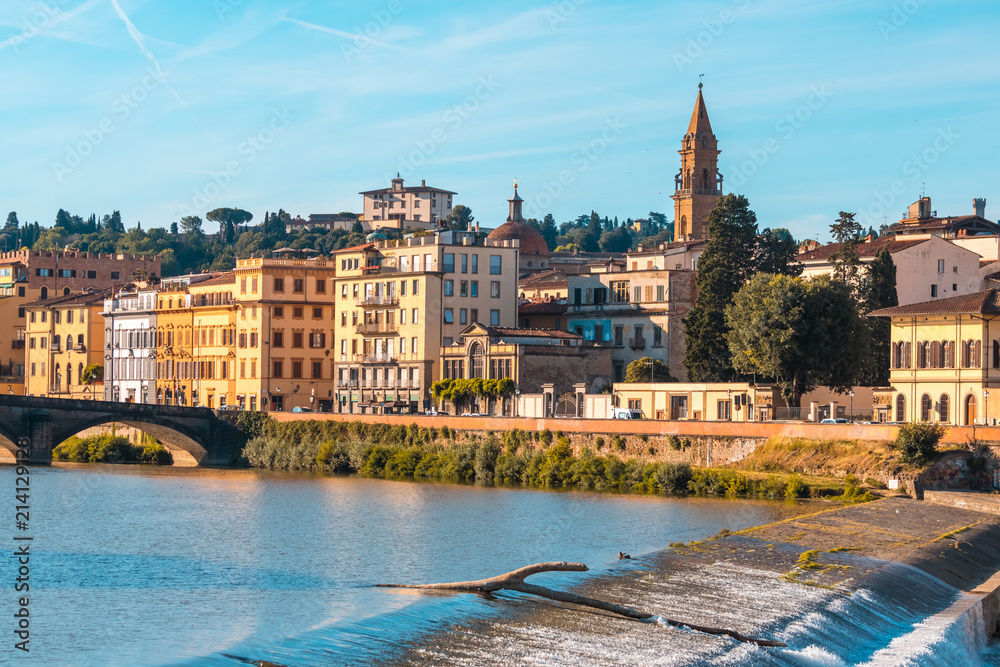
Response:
780,645,848,667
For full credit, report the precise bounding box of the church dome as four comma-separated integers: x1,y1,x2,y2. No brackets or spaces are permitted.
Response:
486,181,550,257
366,230,387,242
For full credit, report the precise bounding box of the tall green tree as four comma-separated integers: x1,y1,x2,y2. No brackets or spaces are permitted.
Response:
207,208,253,244
828,211,863,288
624,357,675,383
539,213,558,250
180,215,204,239
755,227,803,276
599,226,632,253
5,212,19,231
445,204,474,231
726,273,870,407
858,248,898,386
683,194,761,381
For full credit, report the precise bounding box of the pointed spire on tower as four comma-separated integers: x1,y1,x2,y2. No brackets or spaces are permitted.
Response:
687,80,714,137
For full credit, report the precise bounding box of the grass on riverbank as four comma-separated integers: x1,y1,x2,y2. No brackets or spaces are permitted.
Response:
240,419,862,500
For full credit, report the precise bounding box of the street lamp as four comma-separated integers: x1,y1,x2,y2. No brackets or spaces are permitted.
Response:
984,388,990,425
849,389,855,423
645,357,654,383
727,388,732,421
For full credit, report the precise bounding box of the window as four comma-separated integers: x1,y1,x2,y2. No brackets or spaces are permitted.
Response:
613,361,624,382
352,311,358,325
634,286,642,303
461,254,468,273
460,308,467,325
612,281,629,302
491,281,500,298
931,284,938,297
273,277,285,292
342,284,348,299
273,361,283,378
413,280,419,295
614,325,624,346
628,399,642,411
292,361,302,379
896,394,905,422
312,361,323,379
316,278,326,293
717,400,732,420
341,312,347,326
443,253,455,272
937,259,945,273
412,308,418,324
657,284,665,301
250,332,258,347
490,309,500,325
293,307,303,318
653,325,663,347
58,269,75,278
471,281,479,297
472,255,478,274
920,394,932,422
471,308,478,323
294,278,304,293
274,306,284,318
252,277,258,292
273,331,284,348
310,333,326,348
489,255,502,275
313,307,323,319
411,338,418,354
444,308,454,323
401,309,407,325
940,394,950,422
36,268,53,277
292,332,303,348
444,280,454,296
460,281,468,297
110,271,120,280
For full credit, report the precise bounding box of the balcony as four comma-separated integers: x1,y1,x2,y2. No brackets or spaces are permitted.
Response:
11,340,24,350
674,187,722,196
337,380,359,389
352,353,397,364
362,265,397,276
628,337,646,351
357,295,399,308
356,322,398,336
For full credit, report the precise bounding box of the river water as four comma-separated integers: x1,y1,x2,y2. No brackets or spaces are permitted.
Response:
2,465,998,665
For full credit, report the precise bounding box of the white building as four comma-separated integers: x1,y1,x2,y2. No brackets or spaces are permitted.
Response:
102,287,157,403
360,176,455,230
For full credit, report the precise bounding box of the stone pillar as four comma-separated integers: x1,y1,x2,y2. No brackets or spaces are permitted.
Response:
809,401,819,422
23,414,54,465
829,401,838,420
574,383,587,418
542,383,555,418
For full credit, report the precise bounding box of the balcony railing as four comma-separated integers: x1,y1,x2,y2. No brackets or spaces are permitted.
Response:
356,322,398,335
628,337,646,350
357,295,399,308
352,353,397,364
337,380,359,389
11,340,24,350
674,187,722,196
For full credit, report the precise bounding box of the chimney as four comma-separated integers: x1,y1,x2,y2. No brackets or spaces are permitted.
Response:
422,179,426,187
974,198,986,217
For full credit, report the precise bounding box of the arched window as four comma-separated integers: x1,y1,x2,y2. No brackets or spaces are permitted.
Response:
903,342,912,368
66,337,73,350
920,394,932,422
962,341,970,368
891,342,899,369
918,341,929,368
63,286,70,296
78,363,84,383
66,364,73,386
939,394,950,423
896,394,906,422
944,341,953,368
469,343,484,379
40,286,48,300
78,334,84,347
966,394,977,425
55,363,62,389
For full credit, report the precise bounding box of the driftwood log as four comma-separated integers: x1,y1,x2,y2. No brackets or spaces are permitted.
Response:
378,561,785,648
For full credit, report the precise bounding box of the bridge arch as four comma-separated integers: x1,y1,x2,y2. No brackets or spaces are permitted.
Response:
0,425,18,463
52,417,209,466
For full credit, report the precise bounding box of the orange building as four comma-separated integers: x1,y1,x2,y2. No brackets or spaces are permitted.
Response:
671,83,723,242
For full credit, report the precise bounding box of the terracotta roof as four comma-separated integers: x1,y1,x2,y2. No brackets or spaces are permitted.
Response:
24,288,111,309
519,269,567,287
518,301,567,315
359,185,456,195
869,289,1000,317
797,236,926,261
192,271,235,286
332,243,376,254
482,326,580,339
981,259,997,268
486,220,549,257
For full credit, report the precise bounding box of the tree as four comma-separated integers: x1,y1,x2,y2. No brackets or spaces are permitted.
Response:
895,422,945,465
683,194,761,382
828,211,863,288
726,273,869,407
81,364,104,384
180,215,204,238
4,212,18,231
599,226,632,253
445,205,475,231
858,248,898,386
206,208,253,244
755,227,803,276
539,214,558,251
624,357,675,383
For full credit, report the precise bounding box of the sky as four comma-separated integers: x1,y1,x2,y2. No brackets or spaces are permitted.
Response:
1,0,998,243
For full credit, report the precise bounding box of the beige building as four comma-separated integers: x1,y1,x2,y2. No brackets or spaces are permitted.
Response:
360,176,455,230
798,234,983,306
871,289,1000,425
332,228,520,413
24,290,108,399
564,268,696,382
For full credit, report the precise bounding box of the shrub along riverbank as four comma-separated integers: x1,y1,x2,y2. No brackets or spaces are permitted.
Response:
52,434,173,465
240,418,872,500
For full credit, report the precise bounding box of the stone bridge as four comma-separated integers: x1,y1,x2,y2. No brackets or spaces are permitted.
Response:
0,394,244,466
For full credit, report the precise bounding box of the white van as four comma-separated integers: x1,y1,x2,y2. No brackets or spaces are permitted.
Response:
611,407,644,420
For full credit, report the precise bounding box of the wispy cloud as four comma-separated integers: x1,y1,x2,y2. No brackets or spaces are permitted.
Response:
108,0,185,106
0,0,102,52
280,16,408,52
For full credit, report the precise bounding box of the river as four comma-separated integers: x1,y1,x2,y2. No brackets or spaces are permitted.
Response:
2,465,998,665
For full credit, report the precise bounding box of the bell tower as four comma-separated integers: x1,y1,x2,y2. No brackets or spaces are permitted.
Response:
671,82,723,242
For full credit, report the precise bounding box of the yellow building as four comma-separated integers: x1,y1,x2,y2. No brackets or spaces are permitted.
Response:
232,258,339,412
331,228,520,414
871,289,1000,424
24,290,108,398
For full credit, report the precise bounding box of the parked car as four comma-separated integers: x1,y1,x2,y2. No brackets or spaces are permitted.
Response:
611,408,644,420
820,418,849,424
291,406,313,413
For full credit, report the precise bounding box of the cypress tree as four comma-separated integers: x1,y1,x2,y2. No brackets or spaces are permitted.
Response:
683,194,760,381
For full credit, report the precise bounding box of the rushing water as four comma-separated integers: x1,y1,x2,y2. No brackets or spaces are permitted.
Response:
2,465,998,665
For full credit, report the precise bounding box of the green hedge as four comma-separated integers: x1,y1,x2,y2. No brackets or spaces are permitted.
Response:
52,435,172,465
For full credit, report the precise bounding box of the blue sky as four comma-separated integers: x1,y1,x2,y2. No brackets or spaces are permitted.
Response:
1,0,998,242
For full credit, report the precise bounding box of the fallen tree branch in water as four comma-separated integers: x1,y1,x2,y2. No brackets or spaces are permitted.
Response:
377,561,786,648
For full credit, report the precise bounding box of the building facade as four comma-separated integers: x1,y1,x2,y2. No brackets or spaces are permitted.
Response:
103,287,158,403
24,290,108,399
332,230,520,413
360,176,455,229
